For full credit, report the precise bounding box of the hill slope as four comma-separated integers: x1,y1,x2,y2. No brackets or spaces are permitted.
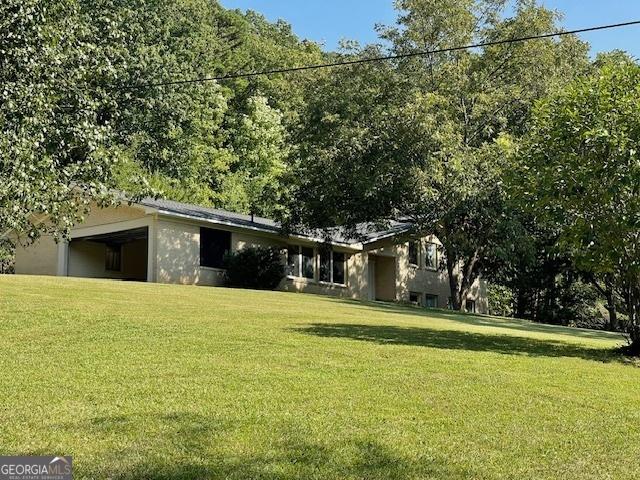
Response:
0,275,638,479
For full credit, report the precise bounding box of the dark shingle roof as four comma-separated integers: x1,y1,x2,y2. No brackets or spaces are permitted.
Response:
139,198,412,247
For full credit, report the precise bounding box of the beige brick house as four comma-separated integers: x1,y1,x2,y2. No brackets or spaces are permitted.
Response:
14,198,487,312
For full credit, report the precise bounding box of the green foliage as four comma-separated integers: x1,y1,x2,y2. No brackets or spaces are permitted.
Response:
519,57,640,350
287,0,589,310
487,283,514,317
2,0,325,241
218,96,289,217
0,0,120,241
223,246,286,290
0,239,14,274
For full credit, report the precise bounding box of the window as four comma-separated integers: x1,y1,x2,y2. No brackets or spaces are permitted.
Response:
200,227,231,269
319,248,331,282
301,247,315,279
105,244,121,272
425,242,438,270
409,292,421,305
466,299,476,313
287,246,316,280
319,248,346,285
425,294,438,309
287,246,301,277
332,252,346,285
408,241,419,266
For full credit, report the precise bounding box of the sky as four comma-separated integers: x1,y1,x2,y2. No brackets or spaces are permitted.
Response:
219,0,640,58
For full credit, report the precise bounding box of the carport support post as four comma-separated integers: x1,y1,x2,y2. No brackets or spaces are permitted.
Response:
57,241,69,277
146,221,155,283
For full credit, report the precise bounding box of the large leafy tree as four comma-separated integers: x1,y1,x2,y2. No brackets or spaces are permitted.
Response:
1,0,120,242
2,0,326,242
288,0,589,310
519,58,640,353
218,96,288,218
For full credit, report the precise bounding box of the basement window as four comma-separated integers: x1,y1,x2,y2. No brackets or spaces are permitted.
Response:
425,294,438,309
409,292,421,305
466,299,476,314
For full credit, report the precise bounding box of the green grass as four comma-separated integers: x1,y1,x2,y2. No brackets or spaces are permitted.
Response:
1,275,639,480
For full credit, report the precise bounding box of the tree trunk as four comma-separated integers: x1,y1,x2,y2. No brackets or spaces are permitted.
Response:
604,286,618,332
446,253,463,311
515,289,528,319
626,283,640,356
589,275,618,332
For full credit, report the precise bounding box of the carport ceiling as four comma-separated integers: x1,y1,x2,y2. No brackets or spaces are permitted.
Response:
75,227,148,245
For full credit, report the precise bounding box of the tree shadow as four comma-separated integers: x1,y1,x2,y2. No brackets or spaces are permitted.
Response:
294,323,623,363
58,412,472,479
328,297,624,342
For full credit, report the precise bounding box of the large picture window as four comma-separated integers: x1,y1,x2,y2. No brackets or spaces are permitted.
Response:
200,227,231,269
288,246,345,284
425,294,438,309
319,249,331,282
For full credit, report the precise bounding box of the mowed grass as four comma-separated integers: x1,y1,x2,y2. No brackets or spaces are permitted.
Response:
1,276,639,480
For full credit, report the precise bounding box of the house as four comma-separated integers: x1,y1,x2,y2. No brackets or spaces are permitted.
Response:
13,198,488,312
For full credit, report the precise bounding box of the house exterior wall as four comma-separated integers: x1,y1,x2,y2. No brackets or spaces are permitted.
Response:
14,236,59,276
79,202,147,228
155,217,369,300
367,235,488,313
13,204,488,313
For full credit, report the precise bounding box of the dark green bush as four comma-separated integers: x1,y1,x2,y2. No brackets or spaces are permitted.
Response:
223,246,286,290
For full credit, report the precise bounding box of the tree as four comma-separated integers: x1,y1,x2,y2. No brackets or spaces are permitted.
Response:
519,58,640,353
1,0,120,242
287,0,589,311
218,96,288,218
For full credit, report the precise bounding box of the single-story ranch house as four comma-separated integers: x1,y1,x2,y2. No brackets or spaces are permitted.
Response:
14,198,487,312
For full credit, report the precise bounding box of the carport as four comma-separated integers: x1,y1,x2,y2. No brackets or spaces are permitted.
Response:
67,227,149,282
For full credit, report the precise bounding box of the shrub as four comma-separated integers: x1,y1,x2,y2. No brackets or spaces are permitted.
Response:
488,284,514,317
0,240,14,274
223,246,286,290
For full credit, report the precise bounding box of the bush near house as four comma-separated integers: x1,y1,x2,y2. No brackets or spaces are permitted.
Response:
223,246,286,290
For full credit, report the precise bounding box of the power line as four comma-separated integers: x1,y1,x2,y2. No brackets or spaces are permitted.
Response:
119,20,640,90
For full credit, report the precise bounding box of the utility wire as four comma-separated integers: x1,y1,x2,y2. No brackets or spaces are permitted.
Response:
119,20,640,90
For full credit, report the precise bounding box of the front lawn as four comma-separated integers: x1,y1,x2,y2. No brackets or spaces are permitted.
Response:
0,275,638,479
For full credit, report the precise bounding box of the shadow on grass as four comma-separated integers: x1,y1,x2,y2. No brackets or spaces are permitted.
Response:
294,323,621,363
329,298,624,343
65,412,472,480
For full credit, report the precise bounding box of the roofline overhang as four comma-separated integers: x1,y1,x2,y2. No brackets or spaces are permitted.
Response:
148,208,363,251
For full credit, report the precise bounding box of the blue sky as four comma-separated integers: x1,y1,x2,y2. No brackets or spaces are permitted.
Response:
220,0,640,58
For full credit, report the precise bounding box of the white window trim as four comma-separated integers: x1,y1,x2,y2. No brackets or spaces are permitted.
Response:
319,249,347,286
287,245,316,281
425,242,439,271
